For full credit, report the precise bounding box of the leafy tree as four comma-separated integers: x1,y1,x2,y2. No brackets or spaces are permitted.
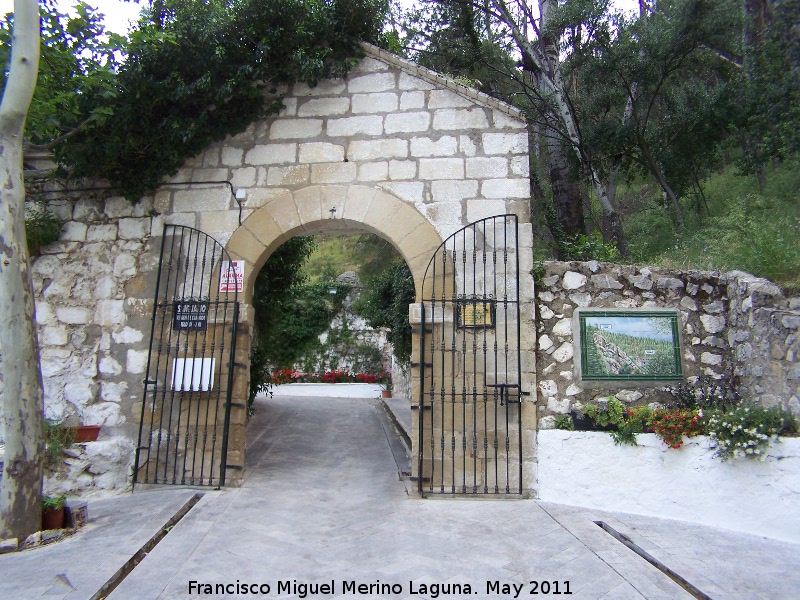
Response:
574,0,741,224
0,2,124,154
355,262,415,366
44,0,389,199
0,0,44,540
739,0,800,178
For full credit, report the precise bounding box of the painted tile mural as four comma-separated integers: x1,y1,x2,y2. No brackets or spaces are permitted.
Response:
579,311,682,380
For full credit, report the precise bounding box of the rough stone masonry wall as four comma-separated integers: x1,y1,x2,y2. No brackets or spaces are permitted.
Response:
537,261,800,426
0,193,161,497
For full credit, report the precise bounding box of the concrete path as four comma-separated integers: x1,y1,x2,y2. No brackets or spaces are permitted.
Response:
2,393,799,599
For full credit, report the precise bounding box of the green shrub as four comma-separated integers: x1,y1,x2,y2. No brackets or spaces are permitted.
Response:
554,414,574,430
42,493,67,511
26,202,63,255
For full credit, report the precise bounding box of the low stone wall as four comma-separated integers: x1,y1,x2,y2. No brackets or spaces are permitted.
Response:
536,261,800,425
537,430,800,544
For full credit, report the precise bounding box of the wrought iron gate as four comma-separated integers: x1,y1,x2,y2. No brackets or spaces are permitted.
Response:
418,215,522,496
134,225,239,487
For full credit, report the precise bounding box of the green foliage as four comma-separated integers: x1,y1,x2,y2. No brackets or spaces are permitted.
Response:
354,262,415,366
625,163,800,291
562,232,620,262
705,405,798,460
248,339,272,414
44,419,74,468
25,202,63,256
583,398,625,427
348,344,384,375
583,400,650,446
1,2,124,147
259,281,349,369
738,0,800,169
554,414,575,431
42,493,66,511
45,0,389,199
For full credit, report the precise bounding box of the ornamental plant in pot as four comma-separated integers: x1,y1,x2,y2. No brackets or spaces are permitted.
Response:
42,494,67,530
378,370,393,398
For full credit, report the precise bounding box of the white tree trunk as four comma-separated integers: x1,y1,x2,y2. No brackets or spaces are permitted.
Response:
0,0,44,541
493,0,629,256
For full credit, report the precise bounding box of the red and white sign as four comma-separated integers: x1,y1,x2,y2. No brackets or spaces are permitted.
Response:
220,260,244,293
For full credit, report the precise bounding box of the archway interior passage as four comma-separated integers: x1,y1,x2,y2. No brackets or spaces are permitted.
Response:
418,214,523,496
249,232,413,386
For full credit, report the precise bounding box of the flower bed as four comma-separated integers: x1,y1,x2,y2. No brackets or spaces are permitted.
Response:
265,369,391,387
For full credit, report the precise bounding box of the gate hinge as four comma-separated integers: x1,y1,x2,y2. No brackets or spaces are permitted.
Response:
410,405,432,411
411,327,433,334
230,402,245,408
225,464,243,470
234,362,248,369
410,362,433,368
409,476,431,482
143,379,158,386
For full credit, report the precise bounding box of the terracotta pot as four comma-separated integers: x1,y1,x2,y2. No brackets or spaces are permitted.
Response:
72,425,101,443
381,389,392,398
42,507,65,530
46,425,101,443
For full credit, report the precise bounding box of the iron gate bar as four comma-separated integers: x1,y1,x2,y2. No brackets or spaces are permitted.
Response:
134,225,239,488
418,215,522,497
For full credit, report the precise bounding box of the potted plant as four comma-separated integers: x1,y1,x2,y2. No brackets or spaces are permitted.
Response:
379,370,393,398
42,494,67,530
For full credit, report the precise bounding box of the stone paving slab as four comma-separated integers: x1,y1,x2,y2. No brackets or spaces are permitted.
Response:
0,488,199,599
2,394,798,600
110,396,693,599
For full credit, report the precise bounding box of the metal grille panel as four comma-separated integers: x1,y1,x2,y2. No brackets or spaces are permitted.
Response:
134,225,239,487
419,215,522,496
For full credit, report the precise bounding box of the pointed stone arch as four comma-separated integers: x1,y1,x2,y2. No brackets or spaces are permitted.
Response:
225,184,443,301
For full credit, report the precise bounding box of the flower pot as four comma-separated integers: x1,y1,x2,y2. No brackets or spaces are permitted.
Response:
381,389,392,398
72,425,101,443
42,507,65,530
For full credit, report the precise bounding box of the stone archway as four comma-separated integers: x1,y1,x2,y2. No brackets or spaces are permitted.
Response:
220,184,443,484
226,184,442,301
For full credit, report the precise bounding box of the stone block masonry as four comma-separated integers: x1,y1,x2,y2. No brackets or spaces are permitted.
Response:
181,43,530,243
536,261,800,427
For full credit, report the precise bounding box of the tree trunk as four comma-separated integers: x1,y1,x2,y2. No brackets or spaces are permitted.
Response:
0,0,44,541
547,138,585,238
637,134,685,225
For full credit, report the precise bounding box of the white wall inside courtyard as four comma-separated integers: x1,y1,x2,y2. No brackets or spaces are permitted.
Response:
537,430,800,544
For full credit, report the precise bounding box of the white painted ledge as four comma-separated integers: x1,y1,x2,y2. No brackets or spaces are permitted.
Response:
269,383,384,398
537,430,800,544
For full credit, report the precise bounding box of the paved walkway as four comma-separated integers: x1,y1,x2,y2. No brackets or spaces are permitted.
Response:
1,394,798,599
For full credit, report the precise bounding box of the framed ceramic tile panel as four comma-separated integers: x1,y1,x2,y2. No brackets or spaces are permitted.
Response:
575,309,683,382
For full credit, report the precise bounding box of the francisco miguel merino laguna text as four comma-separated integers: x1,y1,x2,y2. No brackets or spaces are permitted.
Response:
188,579,573,597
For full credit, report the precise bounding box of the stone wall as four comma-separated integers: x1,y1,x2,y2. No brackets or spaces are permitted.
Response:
0,193,161,497
536,261,800,426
